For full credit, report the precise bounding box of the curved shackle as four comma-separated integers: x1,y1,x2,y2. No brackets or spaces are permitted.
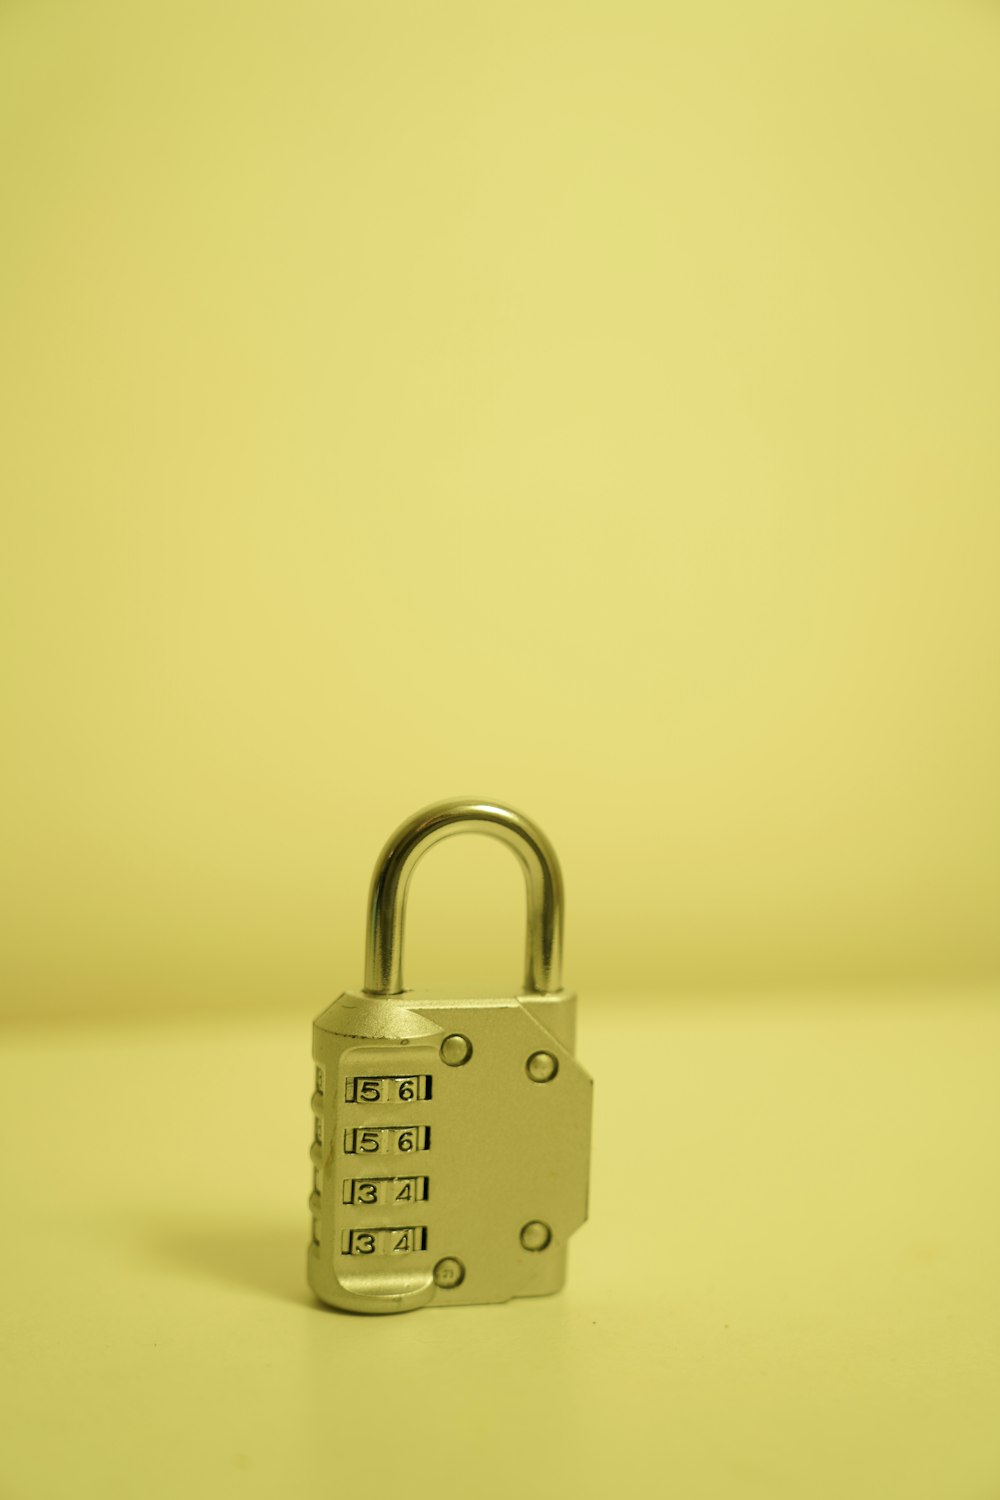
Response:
363,798,564,997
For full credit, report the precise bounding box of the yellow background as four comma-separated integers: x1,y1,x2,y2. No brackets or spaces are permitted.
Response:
2,8,1000,1498
3,0,999,1019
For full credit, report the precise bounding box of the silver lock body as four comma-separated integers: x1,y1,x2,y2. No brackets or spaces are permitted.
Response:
307,800,593,1314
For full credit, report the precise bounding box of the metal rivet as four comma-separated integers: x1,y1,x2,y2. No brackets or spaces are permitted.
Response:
434,1256,465,1289
526,1050,558,1083
519,1220,552,1252
440,1034,473,1067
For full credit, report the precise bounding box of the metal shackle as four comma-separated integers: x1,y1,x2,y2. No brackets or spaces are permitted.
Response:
363,798,564,997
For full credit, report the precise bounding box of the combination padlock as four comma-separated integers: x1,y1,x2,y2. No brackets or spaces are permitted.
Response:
307,798,593,1313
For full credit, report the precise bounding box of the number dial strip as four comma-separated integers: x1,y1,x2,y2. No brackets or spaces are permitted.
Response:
330,1063,434,1265
343,1226,428,1256
346,1074,431,1104
343,1175,429,1206
343,1124,430,1155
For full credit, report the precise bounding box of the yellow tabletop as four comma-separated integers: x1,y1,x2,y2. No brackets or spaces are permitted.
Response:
2,993,998,1500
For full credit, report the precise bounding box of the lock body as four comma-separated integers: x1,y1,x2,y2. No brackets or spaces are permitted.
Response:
309,986,592,1313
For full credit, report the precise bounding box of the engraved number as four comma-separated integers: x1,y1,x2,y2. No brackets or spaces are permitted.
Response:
343,1176,428,1206
346,1075,431,1104
344,1226,427,1256
344,1127,430,1155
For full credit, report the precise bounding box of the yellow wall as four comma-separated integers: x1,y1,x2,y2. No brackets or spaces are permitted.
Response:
2,0,998,1018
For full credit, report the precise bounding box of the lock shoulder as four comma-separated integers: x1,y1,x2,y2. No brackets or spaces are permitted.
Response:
314,986,577,1052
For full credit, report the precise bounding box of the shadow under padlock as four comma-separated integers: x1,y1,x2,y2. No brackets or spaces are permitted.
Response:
307,798,593,1314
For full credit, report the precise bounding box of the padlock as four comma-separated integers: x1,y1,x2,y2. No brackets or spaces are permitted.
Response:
307,797,593,1313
